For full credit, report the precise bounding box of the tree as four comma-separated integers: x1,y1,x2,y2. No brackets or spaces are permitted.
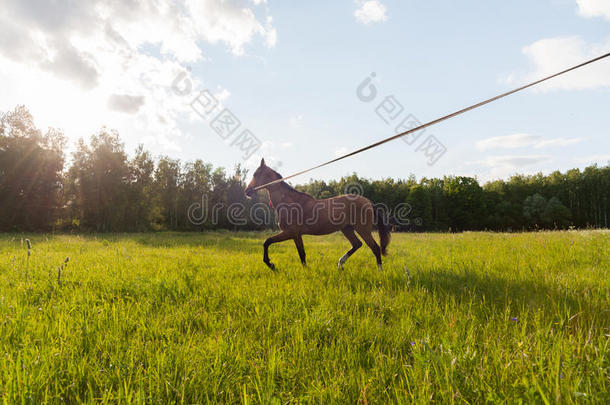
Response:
1,106,609,232
181,159,213,230
127,145,155,230
523,194,548,228
444,176,484,231
65,129,130,231
0,106,65,230
542,197,571,228
154,157,182,229
405,185,432,231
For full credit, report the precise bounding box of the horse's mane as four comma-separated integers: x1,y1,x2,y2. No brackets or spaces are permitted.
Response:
267,167,314,200
279,181,314,199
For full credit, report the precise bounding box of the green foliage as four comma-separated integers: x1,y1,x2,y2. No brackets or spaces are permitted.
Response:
545,197,572,228
444,176,484,231
405,185,432,231
524,194,572,229
0,106,65,230
0,231,607,403
1,105,610,232
299,169,609,232
524,193,550,227
64,129,130,231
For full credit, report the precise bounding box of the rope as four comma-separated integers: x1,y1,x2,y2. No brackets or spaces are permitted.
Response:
255,52,610,190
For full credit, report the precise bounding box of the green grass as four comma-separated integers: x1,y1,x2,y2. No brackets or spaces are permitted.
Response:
0,231,608,404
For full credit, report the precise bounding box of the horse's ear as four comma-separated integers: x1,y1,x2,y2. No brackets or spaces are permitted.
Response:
260,158,266,167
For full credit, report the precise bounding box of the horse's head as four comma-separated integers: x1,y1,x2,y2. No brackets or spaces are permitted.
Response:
245,158,281,198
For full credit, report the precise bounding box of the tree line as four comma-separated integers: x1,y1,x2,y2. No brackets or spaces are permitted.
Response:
1,106,608,232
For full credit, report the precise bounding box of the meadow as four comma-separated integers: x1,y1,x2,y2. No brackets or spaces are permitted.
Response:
0,231,608,404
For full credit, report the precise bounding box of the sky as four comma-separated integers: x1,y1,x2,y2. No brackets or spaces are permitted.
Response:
0,0,609,184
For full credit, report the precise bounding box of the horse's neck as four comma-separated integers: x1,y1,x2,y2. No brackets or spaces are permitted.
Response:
268,184,304,207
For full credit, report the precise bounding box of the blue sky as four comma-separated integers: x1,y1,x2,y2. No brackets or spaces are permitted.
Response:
1,0,609,183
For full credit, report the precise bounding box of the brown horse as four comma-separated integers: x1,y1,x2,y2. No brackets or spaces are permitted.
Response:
245,158,391,270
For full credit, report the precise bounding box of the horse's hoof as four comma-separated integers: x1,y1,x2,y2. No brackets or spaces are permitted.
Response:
337,262,344,270
265,262,276,270
377,264,383,272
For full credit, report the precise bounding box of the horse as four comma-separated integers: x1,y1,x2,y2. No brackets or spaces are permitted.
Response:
245,158,391,271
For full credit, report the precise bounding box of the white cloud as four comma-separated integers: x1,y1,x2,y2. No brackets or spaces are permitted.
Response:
0,0,276,152
186,0,277,56
354,1,388,25
481,155,551,167
533,137,582,148
468,154,552,181
476,133,582,150
264,16,278,48
214,87,232,102
476,133,540,150
334,147,349,157
107,94,146,114
576,0,610,20
575,154,610,164
464,154,553,181
479,155,551,180
508,36,610,91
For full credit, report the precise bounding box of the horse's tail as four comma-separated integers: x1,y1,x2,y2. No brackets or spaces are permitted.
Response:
374,205,391,256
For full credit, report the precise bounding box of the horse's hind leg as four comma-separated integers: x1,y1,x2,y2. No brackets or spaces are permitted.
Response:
294,235,306,266
338,226,362,270
355,227,383,271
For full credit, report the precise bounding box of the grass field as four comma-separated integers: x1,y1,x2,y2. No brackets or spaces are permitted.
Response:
0,231,608,404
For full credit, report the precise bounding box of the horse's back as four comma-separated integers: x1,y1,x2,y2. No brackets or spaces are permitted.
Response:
292,194,374,235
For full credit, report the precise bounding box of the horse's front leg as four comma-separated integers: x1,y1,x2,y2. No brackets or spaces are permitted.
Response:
263,231,292,270
294,235,306,266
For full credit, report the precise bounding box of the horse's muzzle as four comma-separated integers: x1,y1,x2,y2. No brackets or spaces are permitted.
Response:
244,187,255,198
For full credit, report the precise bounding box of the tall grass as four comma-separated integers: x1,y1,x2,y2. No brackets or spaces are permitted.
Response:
0,231,607,403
